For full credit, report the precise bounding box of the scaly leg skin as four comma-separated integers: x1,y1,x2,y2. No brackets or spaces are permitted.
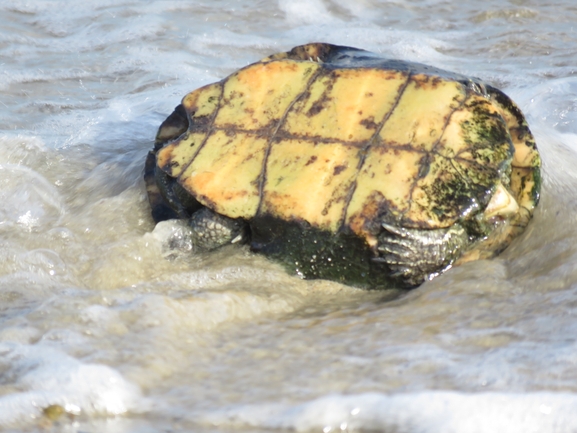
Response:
376,223,470,287
188,207,248,251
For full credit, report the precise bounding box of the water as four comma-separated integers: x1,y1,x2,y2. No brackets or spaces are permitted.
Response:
1,0,577,431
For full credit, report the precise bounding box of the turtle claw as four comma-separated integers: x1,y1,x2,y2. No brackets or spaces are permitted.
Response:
372,253,418,280
381,222,408,237
390,270,410,279
379,235,408,247
230,233,245,244
378,242,414,260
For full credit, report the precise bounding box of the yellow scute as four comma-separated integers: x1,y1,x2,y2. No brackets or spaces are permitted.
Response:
345,147,423,237
213,60,320,130
435,106,472,158
512,134,540,168
379,75,465,150
157,132,208,178
281,69,408,142
262,139,360,232
178,130,268,218
182,83,222,117
510,166,538,218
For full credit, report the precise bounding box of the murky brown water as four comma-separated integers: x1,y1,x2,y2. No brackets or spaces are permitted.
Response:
2,1,577,432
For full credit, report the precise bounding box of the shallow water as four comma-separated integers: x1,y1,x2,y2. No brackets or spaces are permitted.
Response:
2,0,577,432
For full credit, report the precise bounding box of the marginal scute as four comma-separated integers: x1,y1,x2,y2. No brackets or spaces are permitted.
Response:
261,42,335,63
154,104,188,148
510,166,539,220
487,86,541,169
158,132,207,178
157,83,223,178
509,130,541,168
183,82,222,119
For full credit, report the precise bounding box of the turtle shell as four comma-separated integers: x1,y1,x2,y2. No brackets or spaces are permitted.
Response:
149,43,540,286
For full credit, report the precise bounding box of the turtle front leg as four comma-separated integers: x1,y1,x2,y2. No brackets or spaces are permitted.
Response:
375,223,470,286
188,207,248,251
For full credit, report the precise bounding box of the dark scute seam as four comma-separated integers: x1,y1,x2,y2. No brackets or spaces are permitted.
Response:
401,88,469,223
337,72,413,232
208,126,368,147
176,81,225,186
255,67,325,215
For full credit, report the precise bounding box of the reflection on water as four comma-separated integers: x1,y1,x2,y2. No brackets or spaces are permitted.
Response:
1,0,577,432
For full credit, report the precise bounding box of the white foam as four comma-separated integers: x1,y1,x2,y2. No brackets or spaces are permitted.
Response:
0,163,64,233
0,342,147,429
278,0,339,26
199,391,577,433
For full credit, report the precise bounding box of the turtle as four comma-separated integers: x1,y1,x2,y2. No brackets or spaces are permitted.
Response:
144,42,541,289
